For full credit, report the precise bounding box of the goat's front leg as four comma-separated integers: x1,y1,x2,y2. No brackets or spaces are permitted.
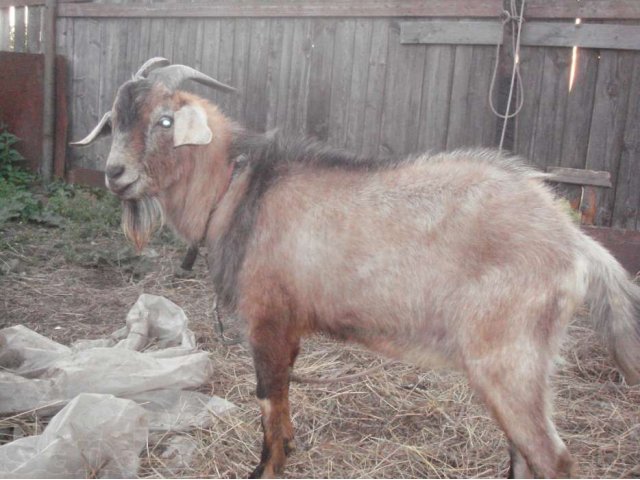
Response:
249,325,299,479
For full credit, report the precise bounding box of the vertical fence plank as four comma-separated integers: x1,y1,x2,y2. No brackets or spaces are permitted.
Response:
306,19,336,141
585,50,635,227
417,45,455,152
327,19,355,148
27,6,43,53
360,19,389,157
230,18,250,121
215,19,236,116
270,19,294,130
344,18,372,153
612,55,640,230
283,18,312,136
379,21,426,156
71,18,104,170
244,19,270,131
14,6,26,52
560,49,599,170
265,19,291,131
529,48,572,169
147,17,165,58
198,18,220,102
0,8,10,51
513,46,545,160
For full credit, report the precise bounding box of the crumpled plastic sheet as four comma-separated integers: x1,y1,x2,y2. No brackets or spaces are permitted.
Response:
0,393,148,478
0,294,237,478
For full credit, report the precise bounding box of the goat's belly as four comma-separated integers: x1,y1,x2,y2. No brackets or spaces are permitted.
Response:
314,308,461,370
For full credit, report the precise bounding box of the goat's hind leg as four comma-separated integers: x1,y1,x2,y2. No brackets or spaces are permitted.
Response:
248,325,299,478
508,441,533,478
466,352,573,478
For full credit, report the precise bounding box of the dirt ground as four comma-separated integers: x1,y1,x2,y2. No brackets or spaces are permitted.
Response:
1,221,639,478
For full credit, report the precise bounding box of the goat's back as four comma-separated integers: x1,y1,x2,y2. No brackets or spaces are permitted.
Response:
236,149,585,367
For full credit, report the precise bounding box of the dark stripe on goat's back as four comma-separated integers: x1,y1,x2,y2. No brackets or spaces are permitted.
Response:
113,80,153,132
210,132,406,310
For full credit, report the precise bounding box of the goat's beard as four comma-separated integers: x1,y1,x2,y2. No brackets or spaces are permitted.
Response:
121,196,164,252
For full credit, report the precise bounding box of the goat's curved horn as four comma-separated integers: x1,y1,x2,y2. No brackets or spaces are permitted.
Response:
148,64,236,93
134,57,171,79
69,111,112,146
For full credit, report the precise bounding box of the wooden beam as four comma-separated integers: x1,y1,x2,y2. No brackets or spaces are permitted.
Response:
546,167,612,188
40,0,56,182
58,0,504,18
0,0,86,7
525,0,640,20
521,23,640,51
400,21,503,46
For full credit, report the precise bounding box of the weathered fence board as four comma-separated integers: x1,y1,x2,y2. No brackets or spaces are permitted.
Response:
521,23,640,51
0,2,630,232
400,20,503,46
525,0,640,20
585,51,635,226
327,19,355,149
343,18,372,152
560,50,599,170
13,5,24,51
26,5,42,52
59,0,505,19
612,56,640,230
417,45,455,152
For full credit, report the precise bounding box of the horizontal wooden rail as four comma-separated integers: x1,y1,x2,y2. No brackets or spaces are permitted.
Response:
521,23,640,51
401,21,640,51
0,0,85,7
525,0,640,20
58,0,504,18
6,0,640,20
400,21,503,46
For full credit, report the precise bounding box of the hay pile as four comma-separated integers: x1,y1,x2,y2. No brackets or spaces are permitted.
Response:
1,223,638,478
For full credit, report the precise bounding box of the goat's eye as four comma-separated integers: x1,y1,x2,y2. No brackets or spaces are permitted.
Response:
158,116,173,128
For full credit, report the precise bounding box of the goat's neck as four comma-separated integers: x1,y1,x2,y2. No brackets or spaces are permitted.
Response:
159,135,234,245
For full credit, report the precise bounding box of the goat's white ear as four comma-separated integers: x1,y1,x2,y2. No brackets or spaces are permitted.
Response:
173,104,212,147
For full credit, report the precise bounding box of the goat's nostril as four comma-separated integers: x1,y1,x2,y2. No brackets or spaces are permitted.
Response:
106,165,126,180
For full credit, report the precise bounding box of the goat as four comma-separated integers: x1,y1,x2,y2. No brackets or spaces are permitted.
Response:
72,58,640,478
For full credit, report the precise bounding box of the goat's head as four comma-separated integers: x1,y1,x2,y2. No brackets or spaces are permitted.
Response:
72,57,235,198
71,58,235,249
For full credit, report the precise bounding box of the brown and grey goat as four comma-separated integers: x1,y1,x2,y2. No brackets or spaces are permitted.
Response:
72,58,640,478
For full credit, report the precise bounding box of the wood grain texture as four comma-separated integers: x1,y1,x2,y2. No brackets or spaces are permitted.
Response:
379,20,425,155
0,8,9,51
59,13,640,232
59,0,504,19
612,55,640,230
400,20,503,46
521,23,640,51
525,0,640,20
586,51,635,226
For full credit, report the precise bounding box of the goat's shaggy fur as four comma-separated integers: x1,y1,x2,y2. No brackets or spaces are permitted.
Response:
73,61,640,479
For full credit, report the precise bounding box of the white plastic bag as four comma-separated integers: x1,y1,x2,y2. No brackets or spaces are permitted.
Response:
0,393,148,478
0,294,213,414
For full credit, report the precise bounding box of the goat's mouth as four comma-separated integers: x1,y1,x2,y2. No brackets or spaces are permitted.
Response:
108,178,140,199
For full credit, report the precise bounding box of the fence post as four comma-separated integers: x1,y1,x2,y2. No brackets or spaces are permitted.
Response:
41,0,57,182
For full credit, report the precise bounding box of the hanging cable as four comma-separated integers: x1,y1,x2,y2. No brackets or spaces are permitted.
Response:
488,0,526,152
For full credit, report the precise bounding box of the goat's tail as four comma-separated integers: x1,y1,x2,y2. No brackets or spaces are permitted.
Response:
579,233,640,385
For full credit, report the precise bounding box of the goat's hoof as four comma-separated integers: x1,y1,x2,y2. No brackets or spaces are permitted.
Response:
249,462,282,479
249,463,273,479
248,464,264,479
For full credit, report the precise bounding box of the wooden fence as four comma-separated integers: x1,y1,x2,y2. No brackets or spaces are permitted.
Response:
0,0,639,231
